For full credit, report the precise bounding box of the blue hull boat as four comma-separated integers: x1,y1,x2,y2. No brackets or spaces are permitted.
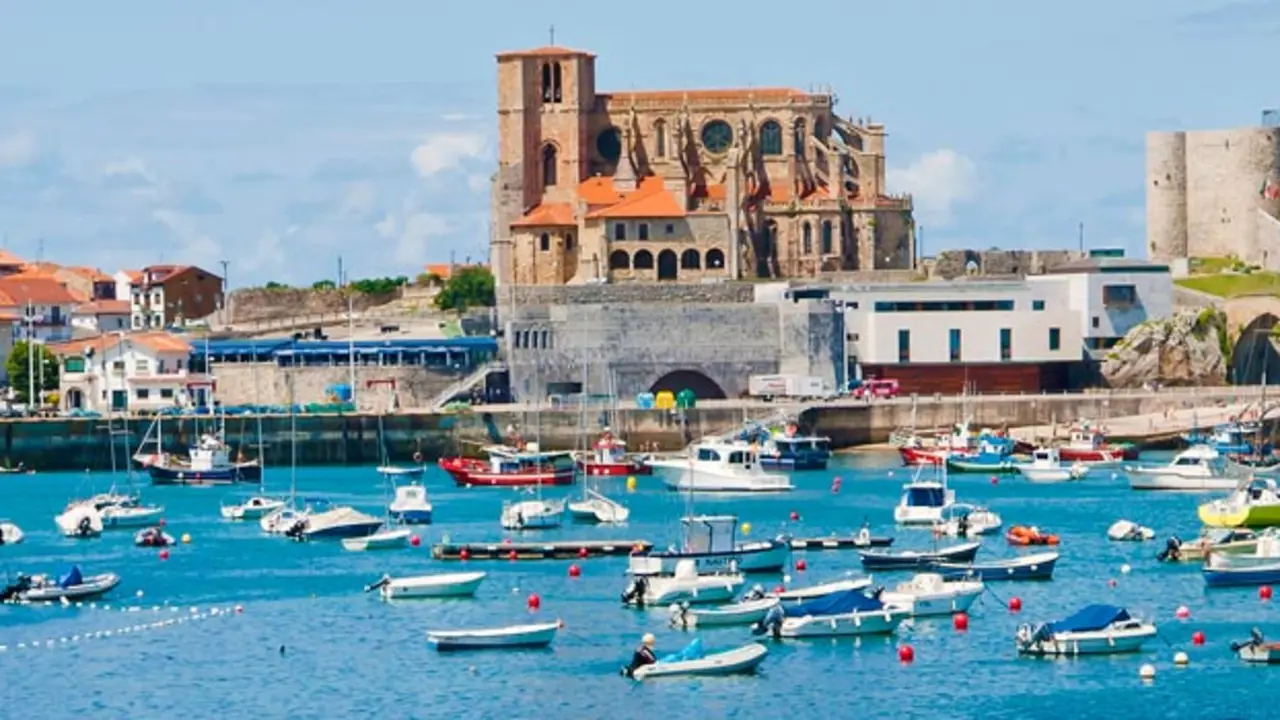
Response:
148,462,261,485
390,509,433,524
937,551,1058,581
1203,562,1280,588
759,454,828,471
859,541,980,571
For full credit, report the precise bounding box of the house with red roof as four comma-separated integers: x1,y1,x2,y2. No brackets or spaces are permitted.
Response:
48,331,207,413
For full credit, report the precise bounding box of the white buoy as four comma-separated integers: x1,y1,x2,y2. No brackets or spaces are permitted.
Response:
1174,651,1189,666
136,590,144,598
1140,663,1156,680
1120,564,1132,575
783,574,793,584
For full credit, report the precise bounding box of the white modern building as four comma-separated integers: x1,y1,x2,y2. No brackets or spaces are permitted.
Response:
49,331,210,413
69,300,131,334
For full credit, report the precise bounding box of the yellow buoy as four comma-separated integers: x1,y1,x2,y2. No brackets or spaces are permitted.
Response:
180,533,191,544
626,476,637,492
741,522,752,535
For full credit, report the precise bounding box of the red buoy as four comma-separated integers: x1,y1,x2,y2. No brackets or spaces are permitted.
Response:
578,547,588,559
1262,585,1274,601
507,549,518,561
953,612,969,631
526,593,541,611
989,476,999,486
409,535,421,547
897,644,915,663
1192,630,1206,646
459,548,471,560
772,584,786,595
1175,605,1191,619
1107,578,1117,588
795,559,808,572
159,549,170,561
1008,596,1022,612
789,511,800,521
568,564,581,578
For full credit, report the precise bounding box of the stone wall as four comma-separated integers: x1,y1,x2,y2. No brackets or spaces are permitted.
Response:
210,362,465,411
225,287,401,324
930,249,1080,279
503,281,756,308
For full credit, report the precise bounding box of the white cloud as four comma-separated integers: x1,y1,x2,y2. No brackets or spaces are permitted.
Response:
410,132,488,177
887,149,978,227
101,158,158,184
393,212,451,265
0,131,39,168
151,208,223,268
240,227,294,279
440,112,479,122
340,181,377,215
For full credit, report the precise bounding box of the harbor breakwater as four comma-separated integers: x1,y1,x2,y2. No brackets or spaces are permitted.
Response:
0,386,1267,471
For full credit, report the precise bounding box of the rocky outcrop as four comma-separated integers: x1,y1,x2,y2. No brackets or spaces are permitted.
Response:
1100,308,1230,388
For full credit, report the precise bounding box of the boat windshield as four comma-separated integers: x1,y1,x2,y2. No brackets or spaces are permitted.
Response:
906,486,946,507
682,517,736,554
696,447,722,462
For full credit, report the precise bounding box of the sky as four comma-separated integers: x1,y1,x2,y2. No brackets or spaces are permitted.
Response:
0,0,1277,287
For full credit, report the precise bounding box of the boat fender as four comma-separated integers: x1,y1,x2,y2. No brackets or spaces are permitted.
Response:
413,451,423,463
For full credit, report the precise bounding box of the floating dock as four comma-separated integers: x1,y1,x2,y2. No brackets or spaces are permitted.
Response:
790,536,894,551
432,539,653,561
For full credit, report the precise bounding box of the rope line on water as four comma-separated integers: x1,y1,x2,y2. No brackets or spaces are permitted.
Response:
0,603,244,652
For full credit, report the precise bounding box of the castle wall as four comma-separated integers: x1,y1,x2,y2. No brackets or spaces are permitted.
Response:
1184,128,1280,260
1146,131,1189,262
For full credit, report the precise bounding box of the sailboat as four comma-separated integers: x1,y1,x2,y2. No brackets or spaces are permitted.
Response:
377,413,432,523
499,361,565,530
262,372,310,535
567,360,630,524
59,415,164,533
222,354,283,520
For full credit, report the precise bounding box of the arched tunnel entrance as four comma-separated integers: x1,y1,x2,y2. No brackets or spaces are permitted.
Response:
649,370,727,400
1233,313,1280,385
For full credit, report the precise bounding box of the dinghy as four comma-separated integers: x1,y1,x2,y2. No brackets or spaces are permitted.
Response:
221,496,285,521
366,571,486,599
54,504,103,539
1156,529,1258,563
628,640,769,679
937,551,1058,581
753,588,910,638
622,560,745,607
1016,447,1089,483
568,489,630,524
0,567,120,603
879,573,984,617
341,527,412,552
133,527,175,547
669,597,780,629
859,541,981,571
1106,520,1154,542
500,499,564,530
1233,628,1280,664
931,504,1002,538
1006,525,1059,546
776,577,873,601
1015,604,1157,656
0,521,23,545
427,621,560,651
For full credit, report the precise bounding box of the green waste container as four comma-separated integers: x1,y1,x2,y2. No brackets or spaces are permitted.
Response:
675,388,697,409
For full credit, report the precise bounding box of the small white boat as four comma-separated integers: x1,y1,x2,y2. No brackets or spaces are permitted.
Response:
1107,519,1155,542
342,527,412,552
133,527,175,547
1017,448,1089,483
1127,445,1238,491
0,521,23,545
878,572,984,617
630,642,769,679
1,567,120,603
757,589,910,638
378,465,426,480
894,465,955,526
651,440,793,493
427,621,560,651
260,506,309,535
100,503,165,528
367,571,487,599
300,506,384,540
1015,604,1157,656
501,498,564,530
669,597,780,628
568,489,630,524
622,560,745,607
931,503,1003,538
221,496,286,521
388,483,433,524
630,515,791,575
1233,629,1280,664
55,504,103,539
776,577,872,601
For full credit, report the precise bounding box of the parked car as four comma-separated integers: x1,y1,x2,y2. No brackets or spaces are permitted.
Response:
852,378,900,400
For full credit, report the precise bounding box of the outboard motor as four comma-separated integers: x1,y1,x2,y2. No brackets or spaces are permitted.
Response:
364,575,392,594
1156,536,1182,562
285,519,308,542
751,603,786,639
77,516,93,537
1230,628,1266,653
668,602,691,630
742,584,766,602
620,576,648,608
0,574,32,602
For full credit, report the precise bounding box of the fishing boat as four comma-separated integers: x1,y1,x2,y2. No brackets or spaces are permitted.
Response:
1184,421,1258,455
859,541,981,571
740,423,831,470
500,497,565,530
752,589,910,638
1198,476,1280,528
1016,447,1089,483
0,521,23,545
776,577,872,601
1054,422,1134,463
427,621,561,651
366,571,487,599
0,566,121,603
1233,629,1280,664
576,429,652,477
1127,445,1237,491
1156,528,1259,562
1015,604,1157,656
945,437,1018,474
893,463,955,526
938,551,1058,581
440,444,576,487
133,527,175,547
931,504,1003,538
628,641,769,679
388,483,433,524
1204,561,1280,587
879,573,984,617
221,496,286,521
1006,525,1060,546
568,488,630,524
621,559,745,607
146,430,262,486
1106,520,1154,542
54,504,103,539
378,464,426,480
650,440,793,493
669,597,780,629
629,515,791,574
341,527,412,552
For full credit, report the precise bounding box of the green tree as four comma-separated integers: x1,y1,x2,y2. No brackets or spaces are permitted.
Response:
263,281,290,290
6,340,60,404
349,276,409,295
434,266,496,311
312,279,337,291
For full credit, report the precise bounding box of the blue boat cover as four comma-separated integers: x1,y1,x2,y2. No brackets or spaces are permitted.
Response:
1044,604,1130,634
58,566,83,589
784,589,883,617
659,637,704,663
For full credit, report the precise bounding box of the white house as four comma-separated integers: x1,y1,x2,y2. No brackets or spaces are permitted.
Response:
70,300,132,334
114,270,141,309
50,331,209,413
0,276,78,342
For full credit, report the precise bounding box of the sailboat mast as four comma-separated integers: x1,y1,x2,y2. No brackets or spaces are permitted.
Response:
288,367,297,501
252,339,265,487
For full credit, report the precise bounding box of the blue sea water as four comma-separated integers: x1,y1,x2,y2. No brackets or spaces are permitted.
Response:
0,453,1272,719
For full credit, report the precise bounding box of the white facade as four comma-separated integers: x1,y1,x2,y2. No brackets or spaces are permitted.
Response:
55,334,203,413
113,271,135,308
70,306,131,334
1028,258,1174,352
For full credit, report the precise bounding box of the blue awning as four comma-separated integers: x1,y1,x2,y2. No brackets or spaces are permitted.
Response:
783,589,883,617
1044,605,1131,633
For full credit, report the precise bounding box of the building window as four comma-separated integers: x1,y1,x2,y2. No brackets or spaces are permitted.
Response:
821,220,833,254
760,120,783,155
633,250,654,270
541,63,553,102
565,233,575,251
1032,299,1045,311
665,223,675,236
1049,327,1061,351
609,250,630,269
897,329,910,363
596,127,623,163
794,119,807,159
1102,284,1137,307
873,300,1016,313
551,63,562,102
1091,316,1100,329
539,233,550,252
1000,328,1012,361
135,359,150,374
680,249,701,270
706,248,725,268
613,223,626,241
949,329,961,362
541,144,558,187
700,120,733,154
160,388,174,399
802,222,813,254
638,223,649,241
135,388,150,400
654,120,666,158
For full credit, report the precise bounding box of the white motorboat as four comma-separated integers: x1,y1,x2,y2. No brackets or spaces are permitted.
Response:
1106,519,1155,542
893,464,955,525
1016,447,1089,483
775,577,873,601
342,527,413,552
55,504,103,539
1,567,120,603
367,571,487,599
650,440,793,493
427,621,560,651
669,597,781,628
500,498,564,530
878,572,984,617
221,496,286,521
133,527,175,547
388,483,433,524
300,506,384,540
1127,445,1238,491
0,521,23,545
622,559,745,607
568,488,630,524
755,589,910,638
100,503,165,529
1015,604,1157,656
630,642,769,679
629,515,791,574
931,503,1002,538
378,465,426,480
261,506,310,535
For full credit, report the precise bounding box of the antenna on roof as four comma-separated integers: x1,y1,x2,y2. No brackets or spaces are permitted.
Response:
549,24,555,45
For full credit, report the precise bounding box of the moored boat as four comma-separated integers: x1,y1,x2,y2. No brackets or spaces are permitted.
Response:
651,440,793,493
366,571,487,599
576,429,652,477
937,551,1058,582
1204,561,1280,588
741,423,831,470
859,541,981,571
55,504,103,539
622,560,745,607
1198,476,1280,528
388,483,433,524
775,577,872,601
628,641,769,679
567,488,630,524
377,464,426,480
221,496,286,521
753,588,910,638
669,597,780,629
0,521,24,545
1156,529,1258,562
441,444,576,488
931,504,1002,538
1017,447,1089,483
341,527,412,552
1015,604,1156,656
893,464,955,526
1106,520,1154,542
1054,422,1134,463
629,515,790,574
296,505,383,540
1127,445,1238,491
0,566,120,603
133,527,175,547
879,572,984,617
147,431,262,485
1233,629,1280,664
500,498,565,530
1006,525,1060,546
427,621,561,651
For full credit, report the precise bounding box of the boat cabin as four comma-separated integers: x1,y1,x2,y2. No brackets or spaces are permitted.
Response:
394,484,429,505
188,433,232,472
486,444,575,474
592,432,627,464
695,442,761,470
680,515,739,555
1031,447,1060,465
901,483,950,509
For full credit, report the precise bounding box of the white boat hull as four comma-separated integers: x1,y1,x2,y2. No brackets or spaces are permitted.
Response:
633,539,791,575
100,505,165,528
380,571,487,599
1017,624,1158,656
1128,472,1238,491
221,497,285,520
17,573,121,602
501,500,564,530
776,578,872,601
55,506,104,538
780,606,910,637
894,506,947,525
661,470,793,493
428,621,559,650
632,643,769,679
567,493,630,524
880,580,984,617
642,575,746,606
0,522,24,545
342,528,412,552
671,598,780,628
1018,467,1086,483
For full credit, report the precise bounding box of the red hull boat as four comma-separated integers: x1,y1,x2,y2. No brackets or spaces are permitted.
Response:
576,430,653,477
1055,422,1136,463
898,446,951,466
440,444,577,487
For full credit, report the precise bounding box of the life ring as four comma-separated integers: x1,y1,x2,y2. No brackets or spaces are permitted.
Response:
413,451,423,463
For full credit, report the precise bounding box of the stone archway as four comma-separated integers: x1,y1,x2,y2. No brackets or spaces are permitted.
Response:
1233,312,1280,384
657,250,678,280
649,369,727,400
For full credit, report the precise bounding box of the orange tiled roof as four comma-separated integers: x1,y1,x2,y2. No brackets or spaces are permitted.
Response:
122,270,144,282
65,266,114,283
496,45,595,59
0,249,25,267
132,331,192,354
577,177,624,206
49,331,191,358
602,88,813,103
423,263,452,279
72,299,130,315
690,183,728,201
512,202,576,228
587,177,686,219
0,276,80,305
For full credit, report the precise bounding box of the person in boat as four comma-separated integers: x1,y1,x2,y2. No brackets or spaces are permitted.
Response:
856,520,871,546
956,512,970,538
621,633,657,677
742,584,767,601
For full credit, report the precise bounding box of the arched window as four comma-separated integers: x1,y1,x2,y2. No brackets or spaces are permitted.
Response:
802,222,813,255
820,220,833,254
633,249,654,270
552,63,562,103
541,64,553,102
539,233,551,252
654,120,666,158
609,250,630,269
793,119,807,159
760,121,783,155
657,250,678,280
541,144,558,187
565,233,575,251
706,248,725,269
680,248,701,269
